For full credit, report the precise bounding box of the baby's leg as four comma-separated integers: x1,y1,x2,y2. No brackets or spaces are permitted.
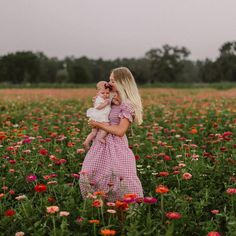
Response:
97,122,109,143
83,128,98,150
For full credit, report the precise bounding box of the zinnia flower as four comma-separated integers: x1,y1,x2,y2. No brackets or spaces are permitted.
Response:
207,232,221,236
107,209,117,214
39,148,49,156
46,206,59,214
115,201,129,211
143,197,157,204
88,219,100,224
34,184,47,192
155,185,169,194
211,210,220,215
166,212,182,219
4,209,16,217
26,174,37,182
226,188,236,195
100,229,117,235
92,199,103,208
182,173,192,180
15,232,25,236
15,195,27,201
59,211,70,217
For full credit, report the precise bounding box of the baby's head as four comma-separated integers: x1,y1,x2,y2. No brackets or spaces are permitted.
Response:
96,81,110,99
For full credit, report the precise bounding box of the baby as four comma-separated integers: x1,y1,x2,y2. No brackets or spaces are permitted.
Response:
83,81,112,150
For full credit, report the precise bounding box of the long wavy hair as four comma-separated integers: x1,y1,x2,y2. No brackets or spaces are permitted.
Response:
111,67,143,125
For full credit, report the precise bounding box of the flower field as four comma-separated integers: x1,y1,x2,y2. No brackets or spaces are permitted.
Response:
1,88,236,236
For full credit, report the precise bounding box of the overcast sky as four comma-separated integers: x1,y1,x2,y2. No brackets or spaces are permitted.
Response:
0,0,235,61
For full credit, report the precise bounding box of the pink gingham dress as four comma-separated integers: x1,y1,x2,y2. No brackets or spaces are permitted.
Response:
79,101,144,202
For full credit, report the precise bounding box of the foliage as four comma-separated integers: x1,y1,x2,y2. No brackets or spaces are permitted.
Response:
0,89,236,235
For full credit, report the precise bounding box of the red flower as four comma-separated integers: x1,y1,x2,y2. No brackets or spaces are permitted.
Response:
163,155,171,161
39,149,48,156
166,211,182,219
4,209,16,217
158,172,169,177
34,184,47,193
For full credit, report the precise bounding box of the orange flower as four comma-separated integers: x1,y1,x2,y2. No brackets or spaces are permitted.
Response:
115,201,129,211
101,229,117,235
155,185,169,194
123,193,137,199
88,219,100,224
190,128,198,134
94,191,106,196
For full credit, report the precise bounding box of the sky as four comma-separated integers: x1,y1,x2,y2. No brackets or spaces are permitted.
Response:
0,0,236,61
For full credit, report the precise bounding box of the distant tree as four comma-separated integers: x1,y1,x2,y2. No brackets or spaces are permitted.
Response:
145,44,190,83
0,51,40,83
216,41,236,82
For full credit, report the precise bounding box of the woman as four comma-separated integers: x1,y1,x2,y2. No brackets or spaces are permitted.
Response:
79,67,144,202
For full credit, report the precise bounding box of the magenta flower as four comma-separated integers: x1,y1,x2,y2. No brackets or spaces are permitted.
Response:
143,197,157,204
26,174,37,182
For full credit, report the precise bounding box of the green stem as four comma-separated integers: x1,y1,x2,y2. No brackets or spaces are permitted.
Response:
52,216,56,236
93,224,96,236
161,195,164,223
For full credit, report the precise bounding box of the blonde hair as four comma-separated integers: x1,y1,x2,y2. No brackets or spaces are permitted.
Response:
111,67,143,125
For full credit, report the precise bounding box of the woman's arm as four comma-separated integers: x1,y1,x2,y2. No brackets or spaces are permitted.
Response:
89,118,130,137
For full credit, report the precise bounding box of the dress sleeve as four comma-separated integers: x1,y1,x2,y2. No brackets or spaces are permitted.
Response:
119,102,135,123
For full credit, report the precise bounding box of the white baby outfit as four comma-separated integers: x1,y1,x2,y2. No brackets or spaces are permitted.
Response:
86,96,111,122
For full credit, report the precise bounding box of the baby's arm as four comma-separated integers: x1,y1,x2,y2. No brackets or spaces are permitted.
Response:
95,99,110,110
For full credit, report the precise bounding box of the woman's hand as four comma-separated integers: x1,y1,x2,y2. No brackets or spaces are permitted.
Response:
88,119,100,128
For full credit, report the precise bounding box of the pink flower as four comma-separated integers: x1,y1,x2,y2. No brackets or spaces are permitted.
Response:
107,209,117,214
71,173,80,179
76,148,85,154
207,231,221,236
26,174,37,182
106,202,116,207
46,206,59,214
59,211,70,217
226,188,236,195
211,210,220,215
166,212,182,219
15,232,25,236
182,173,192,180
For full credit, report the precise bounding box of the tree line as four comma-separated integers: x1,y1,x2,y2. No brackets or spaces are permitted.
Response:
0,41,235,84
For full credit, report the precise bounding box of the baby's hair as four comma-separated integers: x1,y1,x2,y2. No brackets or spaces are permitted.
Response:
96,81,112,91
96,81,107,90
